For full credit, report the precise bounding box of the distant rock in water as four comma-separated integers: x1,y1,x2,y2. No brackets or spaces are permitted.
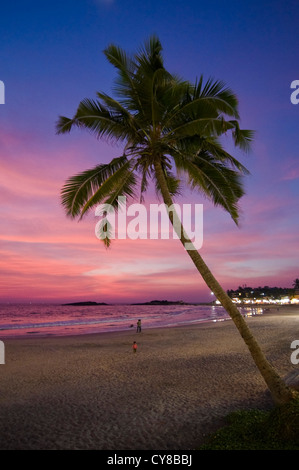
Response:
131,300,188,305
62,301,107,306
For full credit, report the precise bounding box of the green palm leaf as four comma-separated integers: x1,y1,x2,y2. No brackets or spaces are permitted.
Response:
173,150,244,224
79,159,137,218
60,156,131,218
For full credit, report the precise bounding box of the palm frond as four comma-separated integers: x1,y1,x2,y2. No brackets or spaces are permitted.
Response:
95,215,113,248
169,116,235,139
173,150,244,224
134,35,164,74
104,44,143,113
61,156,130,218
195,76,239,113
78,159,137,218
74,98,133,142
56,116,77,134
104,43,132,73
229,121,255,152
101,167,137,209
177,136,250,175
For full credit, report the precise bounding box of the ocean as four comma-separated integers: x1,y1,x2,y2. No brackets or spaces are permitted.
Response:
0,303,264,338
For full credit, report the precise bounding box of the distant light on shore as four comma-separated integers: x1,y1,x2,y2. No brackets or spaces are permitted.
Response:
227,296,298,305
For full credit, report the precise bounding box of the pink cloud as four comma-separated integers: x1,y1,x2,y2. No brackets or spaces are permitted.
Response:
276,156,299,181
282,167,299,181
0,125,298,303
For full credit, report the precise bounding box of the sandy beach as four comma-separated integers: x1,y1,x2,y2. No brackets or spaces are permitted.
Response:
0,306,298,450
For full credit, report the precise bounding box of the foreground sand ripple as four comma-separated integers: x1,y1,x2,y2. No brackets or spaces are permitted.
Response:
0,308,298,449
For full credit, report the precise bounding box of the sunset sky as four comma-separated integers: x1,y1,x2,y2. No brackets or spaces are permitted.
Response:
1,0,298,304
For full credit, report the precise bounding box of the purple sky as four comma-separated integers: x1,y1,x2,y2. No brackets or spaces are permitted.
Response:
0,0,298,303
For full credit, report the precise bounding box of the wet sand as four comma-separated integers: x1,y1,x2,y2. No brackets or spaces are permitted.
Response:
0,306,298,449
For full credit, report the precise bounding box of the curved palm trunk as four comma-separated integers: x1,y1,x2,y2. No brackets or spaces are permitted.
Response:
154,159,297,405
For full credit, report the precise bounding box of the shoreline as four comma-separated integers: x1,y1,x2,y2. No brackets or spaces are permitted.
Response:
0,306,298,450
2,304,297,344
0,314,233,341
0,303,284,341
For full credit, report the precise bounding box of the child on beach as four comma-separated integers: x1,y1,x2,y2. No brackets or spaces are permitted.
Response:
136,319,142,333
133,341,137,353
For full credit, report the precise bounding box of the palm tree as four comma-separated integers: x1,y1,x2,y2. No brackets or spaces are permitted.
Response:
293,279,299,290
56,36,297,405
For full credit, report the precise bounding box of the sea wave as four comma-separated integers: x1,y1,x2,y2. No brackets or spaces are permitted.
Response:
0,303,264,338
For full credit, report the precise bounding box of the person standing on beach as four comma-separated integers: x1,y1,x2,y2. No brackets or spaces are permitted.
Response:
133,341,137,353
136,319,142,333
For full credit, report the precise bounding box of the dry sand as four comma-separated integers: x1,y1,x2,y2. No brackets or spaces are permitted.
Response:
0,307,298,450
